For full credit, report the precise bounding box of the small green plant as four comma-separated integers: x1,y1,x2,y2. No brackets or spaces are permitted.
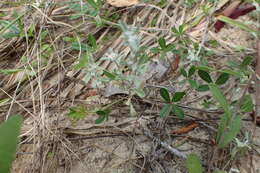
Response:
171,24,186,38
64,21,152,123
66,104,113,124
151,37,175,58
156,0,167,8
47,152,55,159
231,132,252,160
180,65,230,92
209,84,242,148
0,11,25,39
159,88,186,118
179,58,254,148
186,153,228,173
95,109,111,124
183,66,239,147
0,115,23,173
94,98,126,124
67,0,102,19
184,0,198,8
66,106,89,123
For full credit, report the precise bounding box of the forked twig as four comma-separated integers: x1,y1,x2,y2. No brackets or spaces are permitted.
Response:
142,127,187,159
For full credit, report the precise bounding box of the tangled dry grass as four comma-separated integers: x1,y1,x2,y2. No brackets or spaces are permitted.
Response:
0,0,259,172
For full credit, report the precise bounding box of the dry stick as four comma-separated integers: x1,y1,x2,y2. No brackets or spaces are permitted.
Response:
0,88,37,119
256,41,260,110
142,127,187,159
252,9,260,147
143,126,214,170
253,39,260,139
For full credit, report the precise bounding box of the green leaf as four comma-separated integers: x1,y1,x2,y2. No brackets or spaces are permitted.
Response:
74,53,90,70
165,43,175,52
240,95,253,113
198,70,213,83
215,73,229,85
0,98,10,106
95,114,107,124
208,39,219,48
87,33,97,50
188,79,199,89
171,27,179,35
160,104,172,117
39,30,48,40
188,65,196,77
218,115,242,148
96,0,103,6
71,42,89,51
0,13,25,36
0,69,23,74
209,84,230,114
95,109,110,124
172,104,185,119
160,88,171,102
87,0,98,9
103,70,116,80
96,109,110,116
218,15,259,34
216,113,229,144
240,56,253,68
185,154,203,173
196,65,214,71
63,37,75,42
179,24,185,34
67,106,88,122
158,37,166,49
172,92,185,102
0,115,23,173
213,170,226,173
150,47,160,54
180,68,188,77
196,84,209,92
218,69,242,77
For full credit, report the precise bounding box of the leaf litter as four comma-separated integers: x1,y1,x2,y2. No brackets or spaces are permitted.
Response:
0,0,259,173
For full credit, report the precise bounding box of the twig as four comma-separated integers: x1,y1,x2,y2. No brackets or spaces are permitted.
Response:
255,40,260,117
142,127,187,159
67,134,129,141
17,152,34,155
253,37,260,138
141,98,223,114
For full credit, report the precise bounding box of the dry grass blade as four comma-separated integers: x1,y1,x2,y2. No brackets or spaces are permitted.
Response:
107,0,139,7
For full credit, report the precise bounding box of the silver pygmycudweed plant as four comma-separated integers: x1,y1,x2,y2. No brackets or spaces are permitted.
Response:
81,21,150,98
119,21,140,55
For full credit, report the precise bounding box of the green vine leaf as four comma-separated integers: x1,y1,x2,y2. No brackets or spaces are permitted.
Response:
160,104,172,117
172,104,185,119
198,70,213,83
240,95,253,113
215,73,229,85
160,88,171,102
172,92,185,102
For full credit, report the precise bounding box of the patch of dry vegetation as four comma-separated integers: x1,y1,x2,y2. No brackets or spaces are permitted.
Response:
0,0,259,172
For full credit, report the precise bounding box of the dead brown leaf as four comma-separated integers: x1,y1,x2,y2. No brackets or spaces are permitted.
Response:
172,122,199,135
170,55,180,73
